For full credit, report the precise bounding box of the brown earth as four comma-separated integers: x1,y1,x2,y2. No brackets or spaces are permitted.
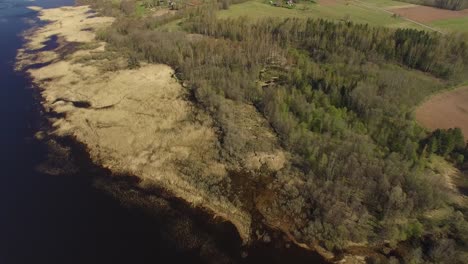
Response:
415,86,468,140
390,5,468,22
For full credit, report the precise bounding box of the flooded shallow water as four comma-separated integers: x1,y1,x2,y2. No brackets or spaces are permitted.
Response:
0,1,326,263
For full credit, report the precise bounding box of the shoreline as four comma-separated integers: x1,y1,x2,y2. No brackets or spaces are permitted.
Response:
16,4,331,263
16,4,252,244
18,0,244,235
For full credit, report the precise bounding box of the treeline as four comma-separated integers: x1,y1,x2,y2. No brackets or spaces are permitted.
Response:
79,0,247,16
401,0,468,10
186,16,468,79
422,128,468,164
185,15,468,158
87,2,468,262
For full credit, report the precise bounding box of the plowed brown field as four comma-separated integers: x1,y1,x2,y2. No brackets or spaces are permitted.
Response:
416,86,468,139
391,5,468,23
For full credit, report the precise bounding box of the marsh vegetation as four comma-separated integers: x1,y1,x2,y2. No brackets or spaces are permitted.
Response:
39,0,468,262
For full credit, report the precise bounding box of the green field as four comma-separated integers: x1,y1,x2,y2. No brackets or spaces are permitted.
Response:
218,0,468,33
357,0,468,33
431,17,468,32
218,0,424,29
129,0,468,33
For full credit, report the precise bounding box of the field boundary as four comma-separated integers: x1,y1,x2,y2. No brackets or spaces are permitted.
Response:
414,81,468,110
352,0,445,33
415,85,468,140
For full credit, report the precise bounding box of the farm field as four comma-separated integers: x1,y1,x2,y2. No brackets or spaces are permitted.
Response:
430,16,468,32
218,0,468,32
389,4,468,22
415,86,468,140
217,0,424,29
356,0,414,8
387,4,468,32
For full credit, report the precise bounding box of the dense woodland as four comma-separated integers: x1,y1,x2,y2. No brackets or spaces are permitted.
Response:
401,0,468,10
78,0,468,262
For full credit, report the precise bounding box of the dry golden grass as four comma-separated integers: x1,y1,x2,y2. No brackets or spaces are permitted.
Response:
17,5,255,242
16,5,296,244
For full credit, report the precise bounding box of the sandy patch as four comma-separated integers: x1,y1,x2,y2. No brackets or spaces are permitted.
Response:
337,255,366,264
390,5,468,22
26,5,114,49
152,8,176,17
415,86,468,140
426,156,468,206
27,6,43,12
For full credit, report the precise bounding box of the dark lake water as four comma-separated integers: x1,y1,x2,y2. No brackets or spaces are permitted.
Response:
0,1,326,263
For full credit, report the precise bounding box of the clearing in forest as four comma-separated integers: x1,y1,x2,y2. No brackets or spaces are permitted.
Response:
415,86,468,140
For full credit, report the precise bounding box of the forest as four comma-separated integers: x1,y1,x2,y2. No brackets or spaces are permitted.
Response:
78,0,468,262
424,128,467,164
